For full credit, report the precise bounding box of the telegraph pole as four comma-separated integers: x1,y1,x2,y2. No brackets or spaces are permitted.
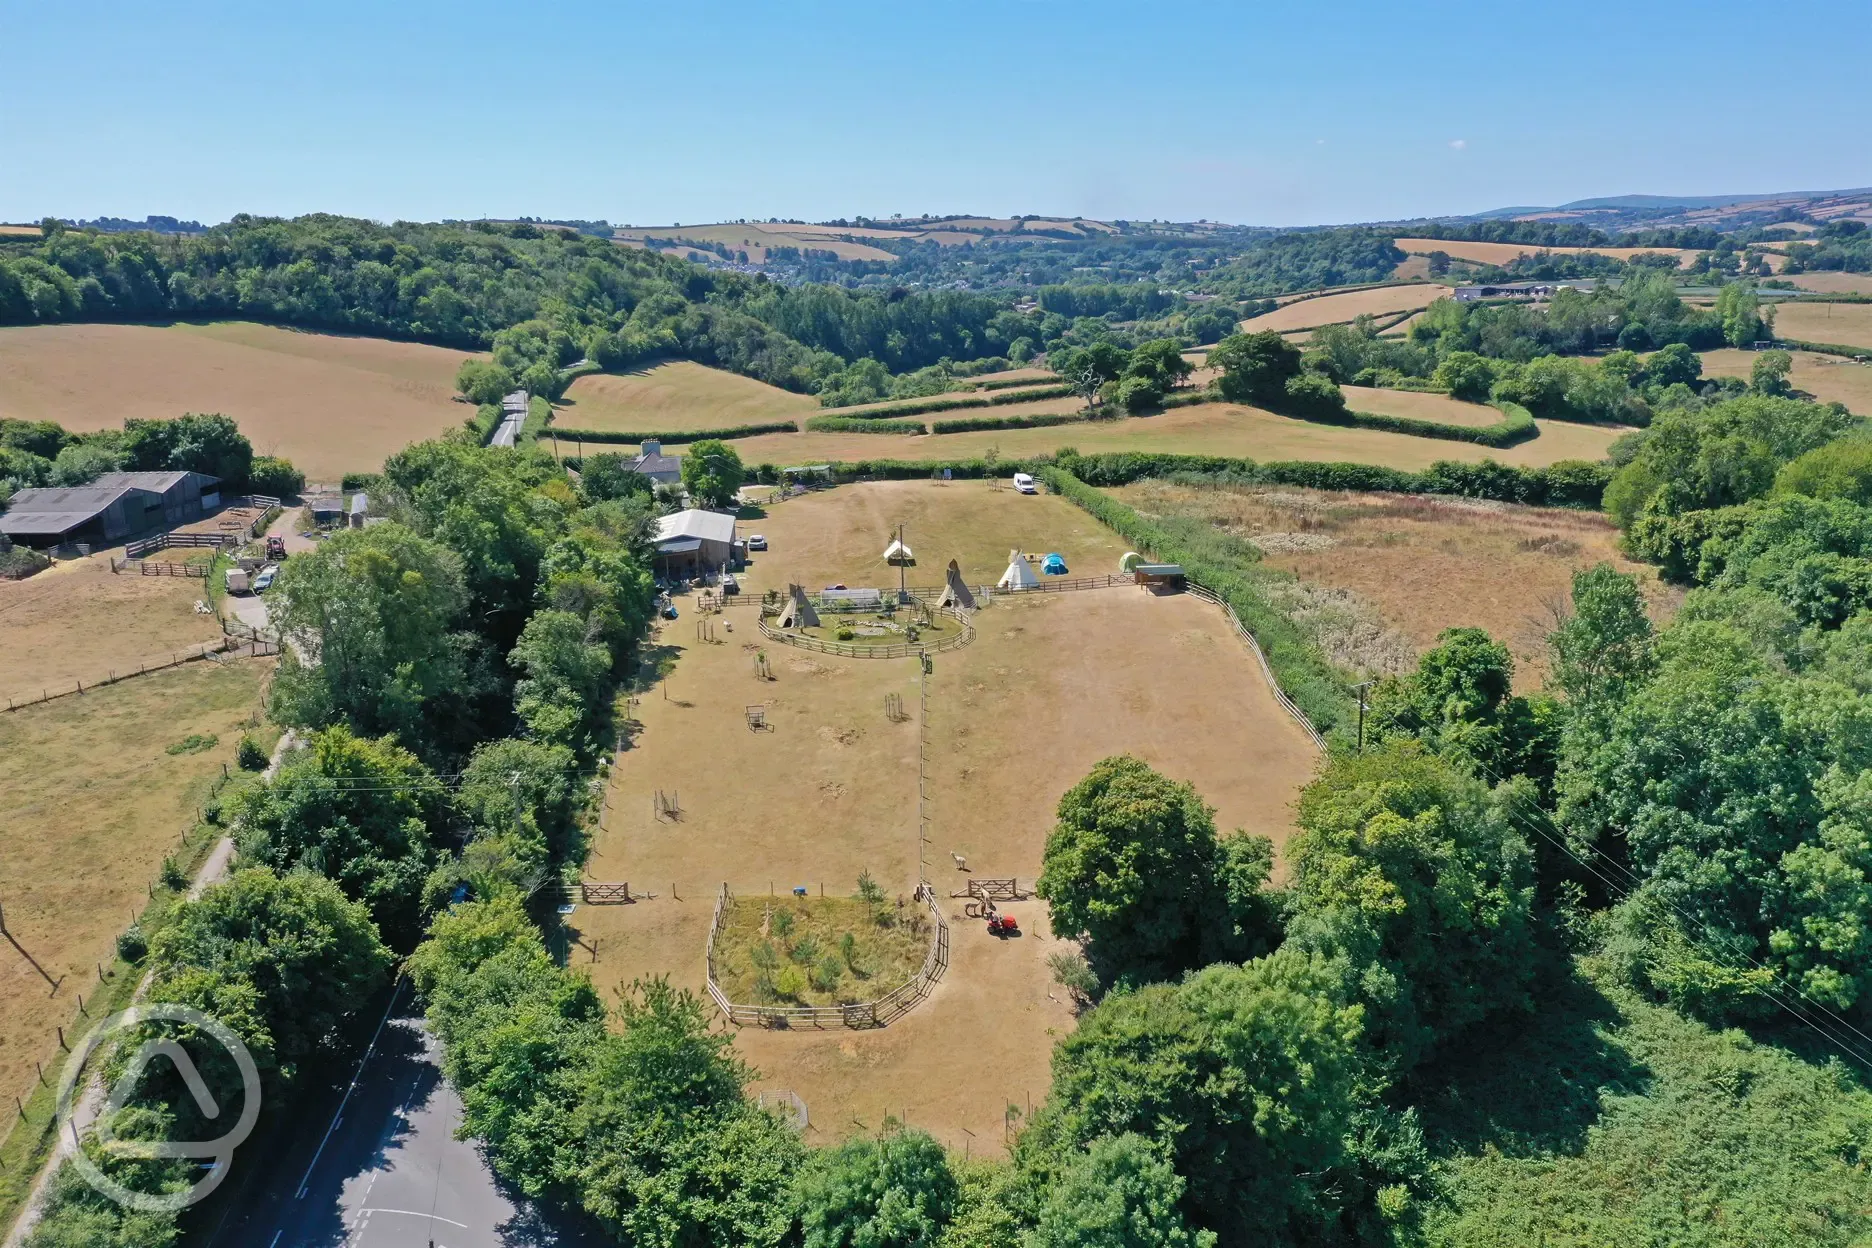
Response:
1352,681,1374,752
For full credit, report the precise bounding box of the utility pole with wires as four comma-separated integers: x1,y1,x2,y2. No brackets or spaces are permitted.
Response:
897,522,909,604
1352,680,1374,752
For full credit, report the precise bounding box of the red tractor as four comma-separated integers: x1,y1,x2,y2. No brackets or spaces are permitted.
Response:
986,913,1019,938
265,535,287,560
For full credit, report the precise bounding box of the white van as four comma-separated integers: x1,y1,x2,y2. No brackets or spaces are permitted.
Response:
1012,472,1037,495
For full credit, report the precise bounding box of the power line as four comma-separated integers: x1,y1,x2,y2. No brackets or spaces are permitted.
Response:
1463,754,1872,1070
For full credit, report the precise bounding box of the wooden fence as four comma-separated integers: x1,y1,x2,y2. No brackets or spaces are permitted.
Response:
1184,582,1328,754
125,531,233,558
2,638,241,712
705,883,950,1029
581,882,633,904
137,559,209,578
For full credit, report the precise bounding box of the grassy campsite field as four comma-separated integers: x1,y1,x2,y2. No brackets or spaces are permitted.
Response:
573,481,1319,1152
0,321,476,481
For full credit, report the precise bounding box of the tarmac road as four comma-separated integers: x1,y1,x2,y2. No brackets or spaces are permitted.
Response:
201,984,597,1248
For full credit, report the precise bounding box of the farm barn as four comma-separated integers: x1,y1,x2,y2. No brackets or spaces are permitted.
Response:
654,508,737,575
0,471,220,547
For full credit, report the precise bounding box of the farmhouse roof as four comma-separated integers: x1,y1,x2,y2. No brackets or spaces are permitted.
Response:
655,509,736,546
631,450,682,476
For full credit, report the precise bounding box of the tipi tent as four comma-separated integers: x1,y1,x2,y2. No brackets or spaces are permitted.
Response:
996,550,1040,592
937,559,977,610
776,583,821,629
883,538,915,567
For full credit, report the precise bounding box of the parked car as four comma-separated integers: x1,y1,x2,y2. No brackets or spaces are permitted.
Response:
747,534,768,551
1013,472,1037,494
253,564,279,592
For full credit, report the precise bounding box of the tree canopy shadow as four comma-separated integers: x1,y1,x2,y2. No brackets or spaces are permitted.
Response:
1410,961,1650,1159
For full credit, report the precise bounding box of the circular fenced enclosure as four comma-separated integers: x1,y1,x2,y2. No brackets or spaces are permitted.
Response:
705,884,951,1029
758,599,975,659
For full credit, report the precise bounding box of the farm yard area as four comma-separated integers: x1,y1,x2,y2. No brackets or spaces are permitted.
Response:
573,482,1320,1151
0,555,223,706
1111,479,1680,687
0,321,477,481
0,659,268,1137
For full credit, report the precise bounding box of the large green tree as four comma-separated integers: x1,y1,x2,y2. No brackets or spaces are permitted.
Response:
792,1127,958,1248
680,438,744,508
267,521,469,748
1020,949,1374,1245
1029,1134,1215,1248
1037,756,1277,988
231,726,445,948
1287,743,1537,1072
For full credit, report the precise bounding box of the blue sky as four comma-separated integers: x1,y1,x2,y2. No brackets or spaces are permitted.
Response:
4,0,1869,228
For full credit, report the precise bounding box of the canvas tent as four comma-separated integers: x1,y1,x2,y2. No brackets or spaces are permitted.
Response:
883,538,915,567
996,550,1040,592
937,559,976,610
776,583,821,629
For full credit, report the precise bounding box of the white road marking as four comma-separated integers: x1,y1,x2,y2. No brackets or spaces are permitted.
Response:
354,1207,469,1228
295,980,403,1198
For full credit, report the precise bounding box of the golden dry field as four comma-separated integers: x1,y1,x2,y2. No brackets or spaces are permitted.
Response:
0,321,477,482
1393,238,1701,267
574,482,1319,1152
722,401,1624,471
1240,284,1447,333
1785,272,1872,295
1771,300,1872,350
0,556,226,706
1700,348,1872,413
556,360,819,433
1340,386,1505,428
0,659,269,1129
1113,480,1680,688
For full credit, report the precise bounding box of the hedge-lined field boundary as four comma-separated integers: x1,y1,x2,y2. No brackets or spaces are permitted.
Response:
546,420,801,445
804,415,927,434
827,384,1077,420
736,449,1610,509
1120,389,1536,447
1780,336,1872,361
929,410,1092,434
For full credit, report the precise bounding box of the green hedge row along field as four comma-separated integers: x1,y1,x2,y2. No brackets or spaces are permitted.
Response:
1143,391,1535,447
975,374,1060,391
928,410,1092,434
1041,465,1357,744
834,384,1078,419
545,420,801,444
1780,336,1872,361
803,414,928,434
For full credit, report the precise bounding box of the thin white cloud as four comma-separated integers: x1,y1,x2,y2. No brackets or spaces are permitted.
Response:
1449,139,1468,150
